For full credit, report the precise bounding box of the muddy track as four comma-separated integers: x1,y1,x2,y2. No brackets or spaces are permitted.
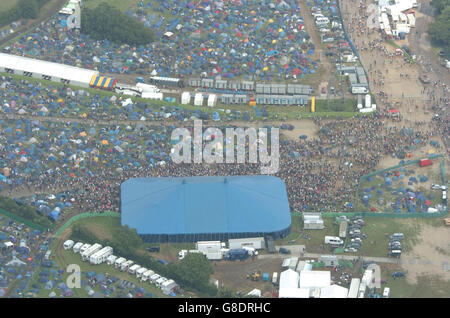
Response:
0,0,67,48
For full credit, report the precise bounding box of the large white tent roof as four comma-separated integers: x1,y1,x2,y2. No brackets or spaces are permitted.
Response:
279,269,299,289
299,270,331,289
320,285,349,298
279,287,310,298
0,53,98,85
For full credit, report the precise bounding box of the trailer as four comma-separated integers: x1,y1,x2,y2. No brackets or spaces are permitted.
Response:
196,241,224,253
351,86,369,94
79,243,91,255
106,255,117,266
81,243,102,261
136,267,148,279
72,242,83,253
89,246,113,265
63,240,74,250
150,273,161,284
228,237,265,250
339,221,348,238
149,76,184,88
348,278,361,298
114,257,126,269
120,260,134,272
141,270,155,282
128,264,141,275
156,277,168,288
161,279,179,295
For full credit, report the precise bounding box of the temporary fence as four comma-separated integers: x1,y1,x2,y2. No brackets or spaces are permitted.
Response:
53,211,120,238
0,208,50,232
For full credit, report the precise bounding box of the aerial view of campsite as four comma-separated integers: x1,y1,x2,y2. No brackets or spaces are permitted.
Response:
0,0,448,303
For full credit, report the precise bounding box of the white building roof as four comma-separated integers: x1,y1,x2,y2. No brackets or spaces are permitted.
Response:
0,53,98,85
320,285,349,298
279,269,300,289
299,270,331,289
279,287,310,298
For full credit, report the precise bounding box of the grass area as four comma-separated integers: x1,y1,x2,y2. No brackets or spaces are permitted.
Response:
380,264,450,298
83,0,142,11
315,98,355,113
0,0,19,12
357,218,422,257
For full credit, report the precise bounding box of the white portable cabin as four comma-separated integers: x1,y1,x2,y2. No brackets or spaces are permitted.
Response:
141,92,163,100
196,241,223,253
203,251,223,260
303,213,325,230
114,257,126,268
136,267,148,279
181,91,191,104
79,244,91,254
89,246,113,265
150,273,161,283
347,278,361,298
365,94,371,108
128,264,141,275
120,260,134,272
63,240,74,250
106,255,118,266
383,287,391,298
81,243,102,261
156,277,168,288
207,94,217,107
72,242,83,253
141,270,155,282
194,93,203,106
228,237,265,250
357,94,363,109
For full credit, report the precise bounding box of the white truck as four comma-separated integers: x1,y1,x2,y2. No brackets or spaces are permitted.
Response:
141,270,155,282
178,249,204,260
228,237,265,250
120,260,134,272
324,236,344,246
106,255,118,266
242,246,258,256
128,264,141,275
81,243,102,262
89,246,113,265
63,240,74,250
352,86,369,94
136,267,148,279
272,272,278,285
114,257,126,269
72,242,83,253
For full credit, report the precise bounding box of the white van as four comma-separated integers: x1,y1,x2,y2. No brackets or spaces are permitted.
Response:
72,242,83,253
316,17,329,24
324,236,344,245
390,233,404,240
156,277,168,288
272,272,278,285
383,287,390,298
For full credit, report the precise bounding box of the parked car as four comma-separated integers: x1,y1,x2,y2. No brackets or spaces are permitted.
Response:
392,271,405,278
344,247,358,253
279,247,291,254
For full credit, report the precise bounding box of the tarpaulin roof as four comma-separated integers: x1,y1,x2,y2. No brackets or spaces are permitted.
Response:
121,176,291,238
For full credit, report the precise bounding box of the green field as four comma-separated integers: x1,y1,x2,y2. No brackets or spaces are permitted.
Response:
83,0,144,11
0,0,19,12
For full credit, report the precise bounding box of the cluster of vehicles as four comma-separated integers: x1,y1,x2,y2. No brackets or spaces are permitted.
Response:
387,233,404,258
64,240,179,295
344,217,367,253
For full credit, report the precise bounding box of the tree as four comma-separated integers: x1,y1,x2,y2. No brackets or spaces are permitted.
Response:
428,6,450,54
18,0,39,19
171,253,214,287
217,286,236,298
